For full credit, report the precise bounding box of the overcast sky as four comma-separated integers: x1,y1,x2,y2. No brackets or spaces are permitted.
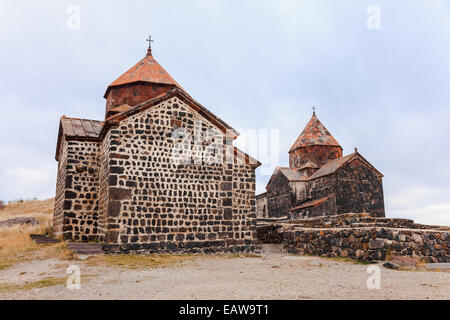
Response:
0,0,449,225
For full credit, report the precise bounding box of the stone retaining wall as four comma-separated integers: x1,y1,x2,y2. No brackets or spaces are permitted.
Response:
257,213,450,263
282,227,449,263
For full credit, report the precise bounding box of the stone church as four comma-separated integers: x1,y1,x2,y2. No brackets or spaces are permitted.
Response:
257,112,385,219
53,44,260,253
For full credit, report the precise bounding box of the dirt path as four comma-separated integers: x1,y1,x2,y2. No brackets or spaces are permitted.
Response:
1,245,449,300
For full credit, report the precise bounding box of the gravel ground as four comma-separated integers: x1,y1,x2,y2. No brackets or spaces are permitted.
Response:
1,245,449,300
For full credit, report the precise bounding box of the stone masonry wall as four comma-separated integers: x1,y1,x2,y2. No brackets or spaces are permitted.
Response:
257,214,449,263
266,172,293,218
283,227,449,263
58,140,102,241
101,96,256,253
335,159,385,217
289,145,342,169
308,175,337,204
97,130,113,241
105,83,175,117
256,193,268,218
53,136,68,237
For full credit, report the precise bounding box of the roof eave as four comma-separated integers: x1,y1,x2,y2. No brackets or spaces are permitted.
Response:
102,88,240,140
289,144,343,153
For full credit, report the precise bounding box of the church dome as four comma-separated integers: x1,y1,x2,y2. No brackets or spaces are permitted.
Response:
289,111,343,169
103,43,185,118
104,47,183,98
289,112,341,152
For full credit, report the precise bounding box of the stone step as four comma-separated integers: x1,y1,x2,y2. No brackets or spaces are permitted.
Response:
29,234,61,244
418,263,450,272
67,243,102,248
67,242,104,255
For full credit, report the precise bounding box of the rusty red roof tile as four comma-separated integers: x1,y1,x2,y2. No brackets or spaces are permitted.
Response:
104,49,184,98
289,113,341,152
290,196,331,212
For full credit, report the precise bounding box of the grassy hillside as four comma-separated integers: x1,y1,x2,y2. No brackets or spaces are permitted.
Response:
0,198,54,256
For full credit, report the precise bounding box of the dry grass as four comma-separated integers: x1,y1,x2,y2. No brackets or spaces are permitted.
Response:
0,198,54,256
0,198,56,270
86,253,261,270
86,254,196,269
0,198,54,219
224,254,262,259
319,255,376,265
0,275,96,293
0,277,67,292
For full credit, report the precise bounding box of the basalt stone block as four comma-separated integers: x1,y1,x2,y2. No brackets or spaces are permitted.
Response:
110,153,130,159
223,198,232,206
65,212,76,218
110,166,124,174
120,244,131,252
106,231,119,243
109,187,132,200
126,180,137,188
107,201,121,217
176,234,185,241
109,175,118,186
166,242,177,250
130,243,141,251
63,200,72,210
65,175,73,188
220,182,232,191
224,208,232,220
65,190,77,199
62,225,73,231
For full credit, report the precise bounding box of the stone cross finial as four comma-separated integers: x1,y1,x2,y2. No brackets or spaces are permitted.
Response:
146,35,154,49
312,106,316,115
146,35,155,56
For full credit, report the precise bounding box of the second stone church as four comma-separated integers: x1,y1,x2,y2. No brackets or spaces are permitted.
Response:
257,112,385,219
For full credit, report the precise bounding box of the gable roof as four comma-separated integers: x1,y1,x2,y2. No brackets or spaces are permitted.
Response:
55,117,104,160
279,168,305,181
266,166,305,190
104,48,184,98
290,113,341,152
104,88,239,139
55,89,260,167
308,151,383,180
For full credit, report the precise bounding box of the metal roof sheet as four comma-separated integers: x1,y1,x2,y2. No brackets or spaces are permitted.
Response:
60,117,104,139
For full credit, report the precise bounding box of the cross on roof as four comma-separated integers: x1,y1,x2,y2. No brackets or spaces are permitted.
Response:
146,35,154,49
312,106,316,115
